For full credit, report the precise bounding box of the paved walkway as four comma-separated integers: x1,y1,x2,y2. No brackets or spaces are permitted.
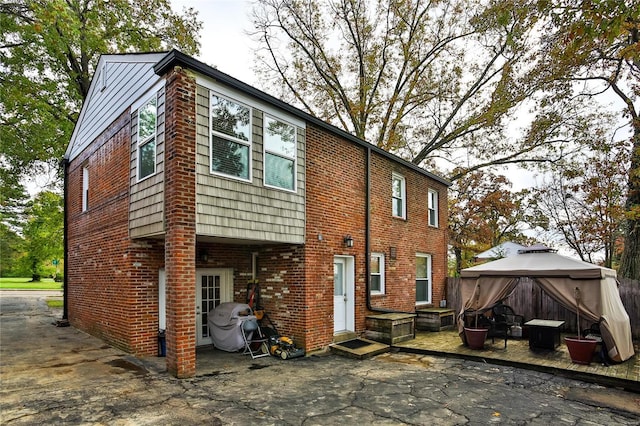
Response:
2,292,640,425
395,330,640,392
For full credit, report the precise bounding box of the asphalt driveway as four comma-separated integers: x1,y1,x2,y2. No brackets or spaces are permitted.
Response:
1,291,639,425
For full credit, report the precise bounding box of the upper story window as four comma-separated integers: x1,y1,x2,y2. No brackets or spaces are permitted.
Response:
416,253,432,304
264,115,296,191
370,253,385,294
210,93,251,181
392,173,406,219
137,96,157,180
428,189,438,227
82,167,89,212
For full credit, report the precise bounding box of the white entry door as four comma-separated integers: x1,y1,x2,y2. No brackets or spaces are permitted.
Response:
196,268,233,346
333,256,355,334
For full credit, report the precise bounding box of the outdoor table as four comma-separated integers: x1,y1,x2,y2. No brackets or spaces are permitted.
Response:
524,319,565,350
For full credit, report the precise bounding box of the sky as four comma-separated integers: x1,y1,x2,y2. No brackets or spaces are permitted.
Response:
169,2,600,257
171,1,256,84
26,2,258,193
171,1,546,190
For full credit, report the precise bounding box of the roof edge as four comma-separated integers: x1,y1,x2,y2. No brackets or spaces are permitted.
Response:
154,49,451,187
460,270,605,280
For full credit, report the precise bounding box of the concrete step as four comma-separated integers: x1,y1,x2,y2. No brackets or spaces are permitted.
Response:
330,338,390,360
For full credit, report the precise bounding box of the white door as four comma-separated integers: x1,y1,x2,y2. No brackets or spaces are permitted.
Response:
333,256,355,333
196,268,233,346
158,269,166,331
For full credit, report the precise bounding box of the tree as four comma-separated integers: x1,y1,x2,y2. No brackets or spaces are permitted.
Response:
0,223,24,277
532,139,628,268
253,0,639,278
448,170,535,275
0,0,202,183
535,1,640,278
20,191,63,281
0,165,28,229
251,0,589,177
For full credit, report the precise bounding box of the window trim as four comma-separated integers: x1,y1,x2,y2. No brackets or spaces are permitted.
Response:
415,253,432,304
428,189,439,227
263,113,297,192
136,94,158,182
370,252,385,295
209,91,253,182
392,173,406,219
82,167,89,212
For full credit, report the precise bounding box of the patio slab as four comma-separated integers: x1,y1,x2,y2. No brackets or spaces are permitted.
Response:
394,330,640,391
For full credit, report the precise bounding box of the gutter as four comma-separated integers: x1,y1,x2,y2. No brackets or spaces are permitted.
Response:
56,158,70,327
155,49,429,315
154,49,451,187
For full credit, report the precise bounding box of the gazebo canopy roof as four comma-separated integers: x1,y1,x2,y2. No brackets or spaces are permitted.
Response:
461,250,616,280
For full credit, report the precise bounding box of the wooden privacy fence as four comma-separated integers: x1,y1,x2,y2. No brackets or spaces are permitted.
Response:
446,277,640,340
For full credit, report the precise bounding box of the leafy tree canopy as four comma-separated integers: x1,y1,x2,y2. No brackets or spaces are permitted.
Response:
251,0,593,177
19,191,63,280
0,0,202,183
448,169,537,275
252,0,639,278
534,0,639,278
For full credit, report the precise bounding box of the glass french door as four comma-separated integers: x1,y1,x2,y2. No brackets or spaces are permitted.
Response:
196,269,232,346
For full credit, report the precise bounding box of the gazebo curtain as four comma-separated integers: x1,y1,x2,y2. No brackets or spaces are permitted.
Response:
457,276,634,362
457,276,519,336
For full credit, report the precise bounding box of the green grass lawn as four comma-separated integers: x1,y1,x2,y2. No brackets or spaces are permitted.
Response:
46,299,64,308
0,277,63,290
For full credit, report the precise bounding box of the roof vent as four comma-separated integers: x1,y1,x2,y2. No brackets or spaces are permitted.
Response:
517,244,557,254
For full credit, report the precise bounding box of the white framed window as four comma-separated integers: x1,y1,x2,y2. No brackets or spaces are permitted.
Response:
428,189,438,227
370,253,385,294
263,114,296,191
210,92,252,181
82,167,89,212
416,253,432,304
137,95,157,181
392,173,406,219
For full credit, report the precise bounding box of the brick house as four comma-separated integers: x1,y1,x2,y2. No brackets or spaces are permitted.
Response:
64,50,450,377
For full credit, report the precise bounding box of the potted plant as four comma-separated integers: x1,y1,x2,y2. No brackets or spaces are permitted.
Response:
464,286,488,350
564,287,597,364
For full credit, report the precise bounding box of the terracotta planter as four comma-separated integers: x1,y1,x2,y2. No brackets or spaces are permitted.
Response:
464,327,489,350
564,336,598,365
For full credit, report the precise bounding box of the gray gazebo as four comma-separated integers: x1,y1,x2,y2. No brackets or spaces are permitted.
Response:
458,246,634,362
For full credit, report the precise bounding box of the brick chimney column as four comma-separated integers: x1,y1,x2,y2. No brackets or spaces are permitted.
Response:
163,66,197,378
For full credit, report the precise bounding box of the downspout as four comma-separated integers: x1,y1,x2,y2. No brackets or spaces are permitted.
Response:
57,158,70,326
365,146,412,314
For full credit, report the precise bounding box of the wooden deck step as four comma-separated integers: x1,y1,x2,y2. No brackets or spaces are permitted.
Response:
330,338,390,360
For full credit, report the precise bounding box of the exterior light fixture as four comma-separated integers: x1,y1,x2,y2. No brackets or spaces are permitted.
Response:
198,249,209,263
343,235,354,248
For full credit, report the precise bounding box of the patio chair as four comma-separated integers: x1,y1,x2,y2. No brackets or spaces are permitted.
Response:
490,303,524,348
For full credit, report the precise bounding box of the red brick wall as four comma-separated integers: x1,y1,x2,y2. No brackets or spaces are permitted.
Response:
66,110,165,356
303,123,449,351
369,154,449,310
304,124,367,350
163,66,197,377
67,69,448,361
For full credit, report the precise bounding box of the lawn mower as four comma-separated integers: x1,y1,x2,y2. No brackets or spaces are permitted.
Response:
267,334,305,360
246,280,305,360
